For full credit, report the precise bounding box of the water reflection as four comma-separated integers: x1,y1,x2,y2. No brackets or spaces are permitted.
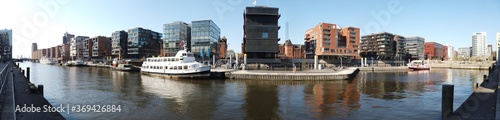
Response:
17,62,489,119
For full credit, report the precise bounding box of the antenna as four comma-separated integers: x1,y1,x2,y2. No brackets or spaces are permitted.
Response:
286,22,289,40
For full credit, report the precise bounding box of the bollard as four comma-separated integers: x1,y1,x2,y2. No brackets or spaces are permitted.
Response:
442,84,454,119
37,84,44,96
27,67,30,81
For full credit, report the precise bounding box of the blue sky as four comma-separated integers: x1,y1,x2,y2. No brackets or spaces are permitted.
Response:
1,0,499,58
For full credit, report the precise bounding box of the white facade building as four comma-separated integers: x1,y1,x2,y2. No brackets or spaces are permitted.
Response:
497,32,500,62
444,44,454,61
70,36,89,59
458,47,471,60
472,32,487,59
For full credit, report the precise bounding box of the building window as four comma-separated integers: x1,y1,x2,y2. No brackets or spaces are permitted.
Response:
262,32,268,38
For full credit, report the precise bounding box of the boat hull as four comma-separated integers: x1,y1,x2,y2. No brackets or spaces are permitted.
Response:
141,69,211,78
408,67,430,71
40,62,55,65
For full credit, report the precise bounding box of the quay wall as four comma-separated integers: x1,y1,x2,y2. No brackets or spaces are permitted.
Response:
225,68,359,81
357,66,408,72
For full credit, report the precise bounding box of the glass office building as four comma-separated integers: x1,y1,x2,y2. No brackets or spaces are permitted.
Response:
163,21,190,56
127,27,162,58
191,20,220,58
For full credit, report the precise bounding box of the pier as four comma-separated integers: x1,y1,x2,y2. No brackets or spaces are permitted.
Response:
0,62,64,120
443,63,499,119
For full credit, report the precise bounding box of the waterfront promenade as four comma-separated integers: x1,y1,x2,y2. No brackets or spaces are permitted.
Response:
0,62,64,120
445,64,499,119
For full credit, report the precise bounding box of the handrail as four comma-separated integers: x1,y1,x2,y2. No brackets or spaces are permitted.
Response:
0,61,13,119
0,61,12,97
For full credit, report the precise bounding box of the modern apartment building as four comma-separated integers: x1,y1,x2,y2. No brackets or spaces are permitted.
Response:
127,27,162,58
90,36,111,58
242,6,280,58
163,21,190,57
472,32,487,59
497,32,500,62
191,20,220,58
404,36,425,60
487,44,492,59
111,30,128,57
0,29,12,59
442,46,448,60
424,42,443,60
70,36,89,59
62,32,75,44
442,44,454,61
458,47,471,60
82,38,91,60
304,23,360,60
360,32,403,60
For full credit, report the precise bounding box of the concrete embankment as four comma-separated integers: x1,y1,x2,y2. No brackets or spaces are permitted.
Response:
1,62,64,120
445,65,498,119
430,64,492,70
225,68,359,80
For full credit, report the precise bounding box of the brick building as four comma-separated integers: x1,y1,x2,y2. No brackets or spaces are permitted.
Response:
278,39,305,59
424,42,443,60
305,22,360,60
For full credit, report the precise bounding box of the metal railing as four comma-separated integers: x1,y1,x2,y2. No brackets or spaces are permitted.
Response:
0,61,12,98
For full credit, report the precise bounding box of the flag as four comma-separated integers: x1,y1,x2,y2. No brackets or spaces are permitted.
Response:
206,47,210,57
178,41,183,46
252,0,256,5
200,48,205,57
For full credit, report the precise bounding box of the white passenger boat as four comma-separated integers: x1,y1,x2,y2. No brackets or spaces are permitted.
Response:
407,60,430,71
66,59,86,66
40,57,56,65
141,46,211,78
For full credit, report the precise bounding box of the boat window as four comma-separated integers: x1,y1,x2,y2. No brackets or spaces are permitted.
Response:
187,53,193,57
183,66,188,70
163,59,167,62
182,53,186,56
180,58,183,61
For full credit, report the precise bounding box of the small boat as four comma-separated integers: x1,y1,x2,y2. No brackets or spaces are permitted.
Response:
65,59,87,67
114,64,140,71
40,57,56,65
141,43,210,78
407,60,430,71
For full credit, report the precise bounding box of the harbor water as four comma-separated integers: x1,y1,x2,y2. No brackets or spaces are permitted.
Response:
18,62,487,119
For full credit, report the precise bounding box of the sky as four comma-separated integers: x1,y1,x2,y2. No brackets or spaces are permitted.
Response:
1,0,499,58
